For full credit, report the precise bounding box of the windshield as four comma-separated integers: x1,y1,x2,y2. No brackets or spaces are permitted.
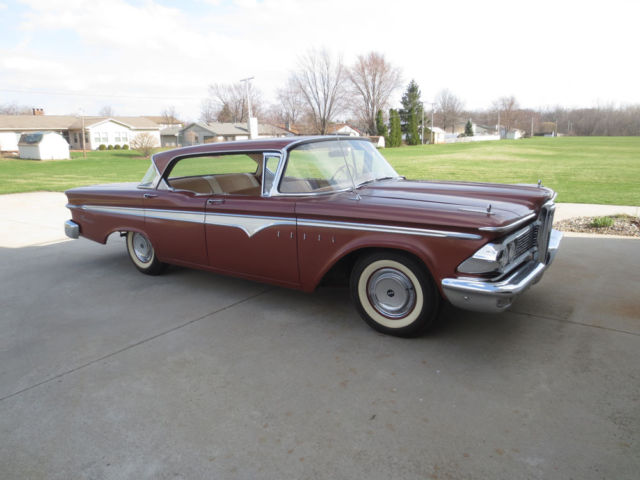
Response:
280,139,399,194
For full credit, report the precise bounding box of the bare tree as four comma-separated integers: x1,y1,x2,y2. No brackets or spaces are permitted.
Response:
435,89,464,133
293,48,347,134
99,105,115,117
274,76,306,126
203,82,263,124
130,132,158,158
200,99,217,123
0,102,32,115
348,52,402,134
492,95,519,134
161,106,180,125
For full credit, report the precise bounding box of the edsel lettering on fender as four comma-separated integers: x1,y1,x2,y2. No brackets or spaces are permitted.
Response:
65,136,562,337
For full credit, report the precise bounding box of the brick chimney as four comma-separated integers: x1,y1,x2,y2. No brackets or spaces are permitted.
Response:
32,108,44,116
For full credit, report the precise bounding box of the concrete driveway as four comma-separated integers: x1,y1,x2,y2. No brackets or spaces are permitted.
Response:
1,193,639,479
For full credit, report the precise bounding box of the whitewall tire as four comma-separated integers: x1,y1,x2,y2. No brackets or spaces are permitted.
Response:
350,252,440,337
125,231,166,275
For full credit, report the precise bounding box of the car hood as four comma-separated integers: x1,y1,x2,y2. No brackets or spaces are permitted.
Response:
297,179,554,234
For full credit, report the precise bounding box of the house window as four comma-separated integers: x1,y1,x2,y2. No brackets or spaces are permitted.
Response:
101,132,108,143
114,132,121,142
74,133,78,143
94,132,101,144
122,132,128,142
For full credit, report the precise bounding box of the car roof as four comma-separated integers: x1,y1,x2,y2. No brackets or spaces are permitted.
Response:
151,135,365,176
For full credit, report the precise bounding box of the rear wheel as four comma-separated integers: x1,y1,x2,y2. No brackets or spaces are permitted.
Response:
125,231,166,275
350,251,440,337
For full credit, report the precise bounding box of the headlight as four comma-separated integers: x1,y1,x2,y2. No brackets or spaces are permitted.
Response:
458,243,508,274
457,226,532,275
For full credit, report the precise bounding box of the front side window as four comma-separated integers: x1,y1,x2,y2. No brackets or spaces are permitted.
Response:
280,139,399,194
165,153,262,195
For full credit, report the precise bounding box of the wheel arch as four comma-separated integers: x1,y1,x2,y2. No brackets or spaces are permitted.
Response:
307,240,440,293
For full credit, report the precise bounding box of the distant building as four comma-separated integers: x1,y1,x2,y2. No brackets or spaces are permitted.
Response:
327,124,362,136
179,122,292,146
18,132,70,160
144,115,183,129
0,114,161,151
427,127,446,144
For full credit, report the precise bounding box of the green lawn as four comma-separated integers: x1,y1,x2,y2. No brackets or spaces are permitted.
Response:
1,137,639,205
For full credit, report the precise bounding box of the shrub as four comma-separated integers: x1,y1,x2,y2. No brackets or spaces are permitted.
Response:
107,145,114,150
590,216,614,228
114,144,121,150
98,144,106,150
130,133,158,158
122,144,129,150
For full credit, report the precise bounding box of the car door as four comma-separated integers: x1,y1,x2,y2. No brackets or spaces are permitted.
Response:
205,153,299,287
143,189,208,266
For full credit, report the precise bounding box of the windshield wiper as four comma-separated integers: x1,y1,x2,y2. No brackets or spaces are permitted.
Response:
357,176,397,188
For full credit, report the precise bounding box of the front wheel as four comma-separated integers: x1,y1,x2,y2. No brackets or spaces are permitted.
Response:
350,252,440,337
125,231,167,275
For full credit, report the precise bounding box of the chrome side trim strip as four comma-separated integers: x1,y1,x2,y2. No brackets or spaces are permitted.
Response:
71,204,481,240
146,208,204,224
478,213,536,233
205,213,295,237
297,219,482,240
80,205,145,218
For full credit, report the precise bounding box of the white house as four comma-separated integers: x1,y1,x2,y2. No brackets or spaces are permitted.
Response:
428,127,446,144
67,117,161,150
18,132,70,160
327,124,362,136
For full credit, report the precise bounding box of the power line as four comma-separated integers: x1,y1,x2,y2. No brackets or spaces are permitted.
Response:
0,88,202,100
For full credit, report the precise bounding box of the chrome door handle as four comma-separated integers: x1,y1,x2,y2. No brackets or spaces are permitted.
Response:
207,198,225,205
143,193,158,198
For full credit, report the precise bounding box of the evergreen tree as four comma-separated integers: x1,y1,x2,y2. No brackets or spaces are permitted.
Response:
464,119,474,137
400,80,424,134
376,110,389,145
406,108,420,145
389,109,402,147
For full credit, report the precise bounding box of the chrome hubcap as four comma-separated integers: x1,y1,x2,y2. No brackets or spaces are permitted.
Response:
132,233,152,263
367,268,416,318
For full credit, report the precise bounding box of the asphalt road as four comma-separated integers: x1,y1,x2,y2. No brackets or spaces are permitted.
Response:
1,220,639,479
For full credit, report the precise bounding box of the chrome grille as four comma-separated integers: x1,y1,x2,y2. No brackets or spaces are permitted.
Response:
514,226,535,257
536,202,555,263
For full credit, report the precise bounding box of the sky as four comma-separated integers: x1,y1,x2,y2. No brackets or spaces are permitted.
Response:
1,0,639,120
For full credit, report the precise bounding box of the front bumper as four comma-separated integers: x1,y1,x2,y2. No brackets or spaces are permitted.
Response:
441,229,563,313
64,220,80,239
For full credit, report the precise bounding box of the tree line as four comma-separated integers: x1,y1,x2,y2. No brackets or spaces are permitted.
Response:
197,48,640,141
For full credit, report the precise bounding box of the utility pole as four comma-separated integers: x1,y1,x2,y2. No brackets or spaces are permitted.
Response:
421,103,425,144
240,76,254,138
531,116,534,138
80,110,86,158
497,111,501,139
430,103,435,144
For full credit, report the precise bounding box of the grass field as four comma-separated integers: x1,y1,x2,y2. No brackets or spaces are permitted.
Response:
1,136,638,205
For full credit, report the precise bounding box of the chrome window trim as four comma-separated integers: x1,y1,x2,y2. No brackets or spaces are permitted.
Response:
160,148,281,185
262,152,282,197
271,136,378,198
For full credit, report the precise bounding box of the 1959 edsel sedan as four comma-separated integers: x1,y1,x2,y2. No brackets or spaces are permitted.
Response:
65,136,562,337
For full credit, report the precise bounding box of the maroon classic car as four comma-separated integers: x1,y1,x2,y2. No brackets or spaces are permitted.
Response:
65,136,562,336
